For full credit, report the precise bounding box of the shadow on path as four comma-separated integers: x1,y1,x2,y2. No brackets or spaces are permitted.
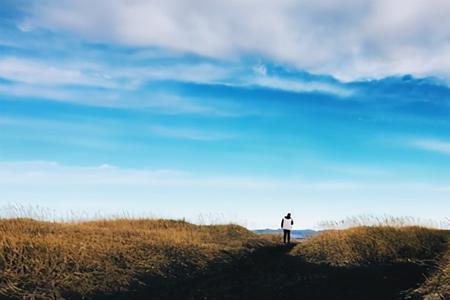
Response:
105,244,432,300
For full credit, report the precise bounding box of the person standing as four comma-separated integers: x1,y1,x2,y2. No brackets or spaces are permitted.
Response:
281,213,294,243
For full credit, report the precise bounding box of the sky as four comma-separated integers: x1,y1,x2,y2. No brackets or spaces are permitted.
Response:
1,0,450,229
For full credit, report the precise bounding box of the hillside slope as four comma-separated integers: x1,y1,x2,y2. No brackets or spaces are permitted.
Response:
0,218,269,299
290,226,449,266
1,219,448,300
413,245,450,299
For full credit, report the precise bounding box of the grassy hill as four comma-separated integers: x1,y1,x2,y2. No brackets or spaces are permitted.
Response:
0,218,270,299
413,245,450,299
290,225,450,299
1,218,449,299
290,226,449,266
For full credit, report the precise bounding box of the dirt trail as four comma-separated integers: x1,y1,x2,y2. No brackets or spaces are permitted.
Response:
119,244,431,300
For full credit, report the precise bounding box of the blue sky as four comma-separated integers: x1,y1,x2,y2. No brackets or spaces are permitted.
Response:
1,0,450,228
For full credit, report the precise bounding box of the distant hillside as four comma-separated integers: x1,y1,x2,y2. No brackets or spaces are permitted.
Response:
253,229,318,239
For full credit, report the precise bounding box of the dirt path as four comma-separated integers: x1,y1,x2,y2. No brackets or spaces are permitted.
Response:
109,244,431,300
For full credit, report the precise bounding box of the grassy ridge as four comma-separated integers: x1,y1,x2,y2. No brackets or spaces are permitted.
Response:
2,218,449,299
290,226,449,266
0,218,269,299
414,247,450,299
290,225,450,299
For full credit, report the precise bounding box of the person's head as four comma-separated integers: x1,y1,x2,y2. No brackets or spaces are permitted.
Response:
286,213,291,218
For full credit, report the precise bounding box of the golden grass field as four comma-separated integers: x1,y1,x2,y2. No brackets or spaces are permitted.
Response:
0,218,270,299
290,225,450,299
291,226,449,266
414,246,450,299
0,217,449,299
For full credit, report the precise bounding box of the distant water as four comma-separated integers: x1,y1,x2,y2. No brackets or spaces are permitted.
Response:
253,229,319,239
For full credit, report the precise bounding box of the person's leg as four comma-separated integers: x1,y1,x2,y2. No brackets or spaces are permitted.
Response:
287,230,291,243
283,230,287,243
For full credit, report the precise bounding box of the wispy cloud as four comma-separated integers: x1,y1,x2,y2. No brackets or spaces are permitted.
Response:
0,57,115,88
0,55,351,94
0,161,190,186
0,54,354,117
326,164,391,177
0,56,234,89
2,161,450,228
0,82,104,103
148,125,236,141
0,115,127,149
2,161,450,192
0,161,288,189
247,74,352,96
0,80,250,117
409,138,450,155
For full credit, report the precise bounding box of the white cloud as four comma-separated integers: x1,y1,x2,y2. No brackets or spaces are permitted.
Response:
409,138,450,155
25,0,450,80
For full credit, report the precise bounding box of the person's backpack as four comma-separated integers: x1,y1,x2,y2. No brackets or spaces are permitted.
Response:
282,217,292,230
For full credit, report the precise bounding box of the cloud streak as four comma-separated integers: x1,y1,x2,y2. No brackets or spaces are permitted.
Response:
409,138,450,155
0,55,351,94
0,57,115,87
2,161,450,192
148,125,236,141
2,162,450,228
247,75,352,96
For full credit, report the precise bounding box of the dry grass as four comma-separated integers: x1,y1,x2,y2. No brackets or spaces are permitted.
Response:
0,218,270,299
317,215,446,229
290,226,449,267
257,233,284,243
413,219,450,299
413,247,450,300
